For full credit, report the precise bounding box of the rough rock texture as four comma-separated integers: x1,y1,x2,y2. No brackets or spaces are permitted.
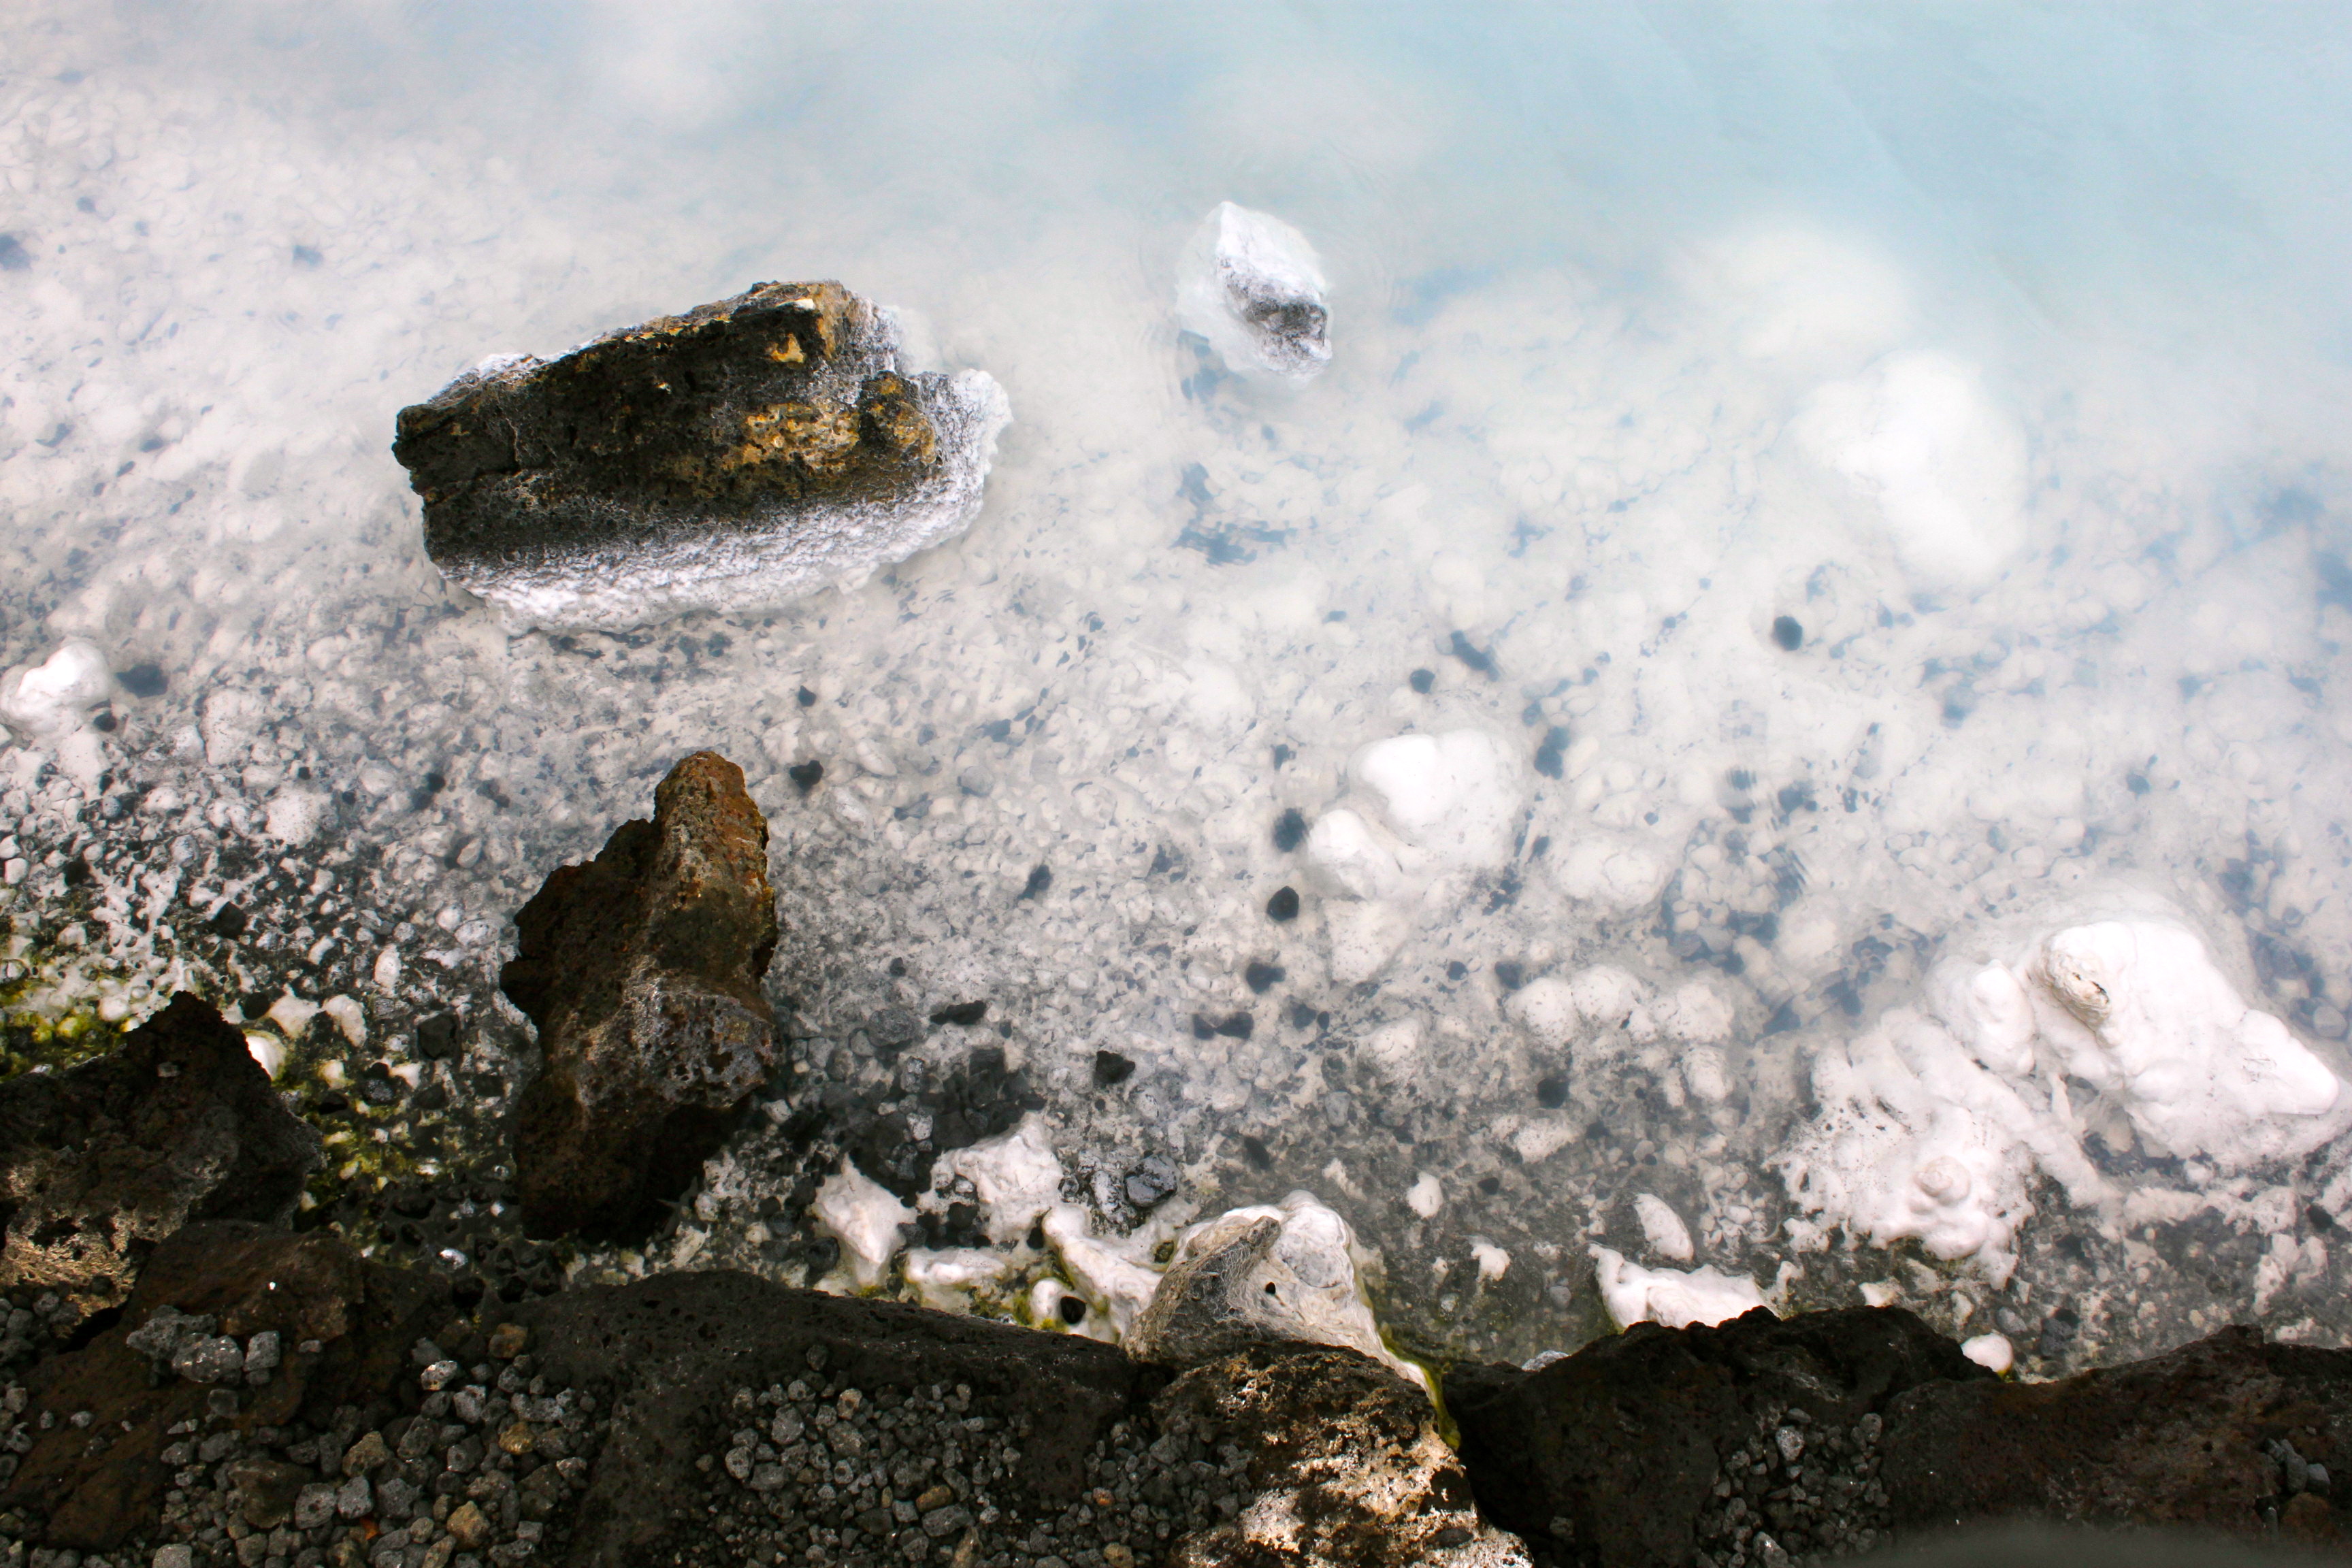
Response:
512,1268,1158,1567
391,279,1010,628
1880,1325,2351,1548
1156,1344,1528,1567
1446,1306,1990,1568
0,992,322,1311
503,750,781,1241
0,1220,448,1550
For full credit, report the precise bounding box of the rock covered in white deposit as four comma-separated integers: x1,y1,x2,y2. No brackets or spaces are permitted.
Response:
941,1113,1065,1243
1128,1191,1424,1390
0,638,114,791
1590,1246,1767,1331
1778,911,2349,1284
1961,1333,2014,1375
1041,1203,1164,1337
1345,729,1522,875
1175,201,1330,380
1633,1193,1695,1262
811,1159,914,1288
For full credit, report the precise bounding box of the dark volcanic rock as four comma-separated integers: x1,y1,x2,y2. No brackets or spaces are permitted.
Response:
391,279,1009,628
504,751,781,1241
0,1220,448,1550
1880,1324,2351,1546
1446,1306,1989,1567
514,1268,1156,1568
1154,1343,1525,1566
0,992,321,1311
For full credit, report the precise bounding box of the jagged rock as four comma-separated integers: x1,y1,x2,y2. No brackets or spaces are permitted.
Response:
391,279,1009,628
0,993,322,1311
514,1268,1155,1568
1126,1191,1422,1386
1446,1305,1989,1567
1154,1344,1527,1567
0,1220,448,1550
502,751,780,1239
1175,201,1331,380
1880,1324,2351,1546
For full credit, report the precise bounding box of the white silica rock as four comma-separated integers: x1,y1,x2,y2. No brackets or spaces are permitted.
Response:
1591,1246,1766,1331
1175,200,1331,380
1793,350,2028,590
1507,976,1581,1048
264,787,330,847
1302,807,1405,900
903,1247,1011,1314
0,638,112,742
812,1160,914,1288
1961,1333,2014,1375
942,1112,1065,1243
2026,919,2347,1168
1041,1203,1164,1337
1347,730,1522,874
1406,1172,1444,1218
1634,1193,1695,1262
244,1032,288,1079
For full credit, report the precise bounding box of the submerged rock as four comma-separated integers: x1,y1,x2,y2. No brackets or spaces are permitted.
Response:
0,993,322,1312
502,751,780,1239
1155,1344,1529,1567
1177,201,1332,380
392,280,1009,629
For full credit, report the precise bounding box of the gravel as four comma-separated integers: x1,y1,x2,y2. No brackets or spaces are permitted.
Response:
670,1349,1244,1567
1689,1406,1890,1568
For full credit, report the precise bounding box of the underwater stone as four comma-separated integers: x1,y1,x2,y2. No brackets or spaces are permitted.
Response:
392,280,1010,630
501,751,780,1240
1176,201,1332,381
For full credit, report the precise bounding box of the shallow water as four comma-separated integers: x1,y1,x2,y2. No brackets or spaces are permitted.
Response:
5,3,2352,1373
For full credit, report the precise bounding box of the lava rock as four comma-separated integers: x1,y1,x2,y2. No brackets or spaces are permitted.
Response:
1446,1306,1990,1567
391,280,1010,628
513,1269,1154,1567
1154,1344,1527,1567
502,751,781,1241
1176,201,1332,380
1880,1324,2352,1544
0,1220,448,1550
0,993,322,1311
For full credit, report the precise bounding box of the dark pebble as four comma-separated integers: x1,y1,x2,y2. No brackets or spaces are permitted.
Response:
1092,1050,1136,1088
1408,668,1435,694
291,243,323,267
796,685,818,706
1021,863,1053,898
1241,1134,1274,1169
208,902,250,938
1494,960,1526,991
1243,960,1285,994
1448,630,1498,677
1058,1293,1088,1325
1213,1011,1254,1040
1272,808,1308,853
1771,615,1803,651
787,759,823,791
1265,885,1301,922
1534,724,1571,779
929,1000,989,1027
1126,1154,1178,1208
1536,1073,1569,1109
415,1013,461,1059
0,233,29,272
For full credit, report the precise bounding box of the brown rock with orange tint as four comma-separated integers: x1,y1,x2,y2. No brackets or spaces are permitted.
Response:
502,751,780,1240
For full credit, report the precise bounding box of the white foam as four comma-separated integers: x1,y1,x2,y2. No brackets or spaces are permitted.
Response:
1591,1246,1767,1330
1634,1194,1695,1262
812,1160,913,1288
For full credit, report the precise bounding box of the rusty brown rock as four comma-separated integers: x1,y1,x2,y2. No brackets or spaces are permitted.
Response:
503,750,780,1240
0,992,321,1312
390,280,1008,630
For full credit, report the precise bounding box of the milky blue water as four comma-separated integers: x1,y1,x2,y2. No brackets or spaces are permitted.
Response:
5,2,2352,1372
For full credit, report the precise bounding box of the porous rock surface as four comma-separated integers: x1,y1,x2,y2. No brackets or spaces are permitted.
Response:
391,278,1010,628
1880,1324,2351,1548
1445,1305,1989,1567
1154,1343,1528,1568
502,750,780,1241
0,993,322,1311
0,1220,448,1550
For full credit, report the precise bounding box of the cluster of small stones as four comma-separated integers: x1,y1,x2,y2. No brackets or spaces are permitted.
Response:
0,1324,604,1568
679,1354,1240,1567
1690,1407,1889,1568
0,1294,82,1384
